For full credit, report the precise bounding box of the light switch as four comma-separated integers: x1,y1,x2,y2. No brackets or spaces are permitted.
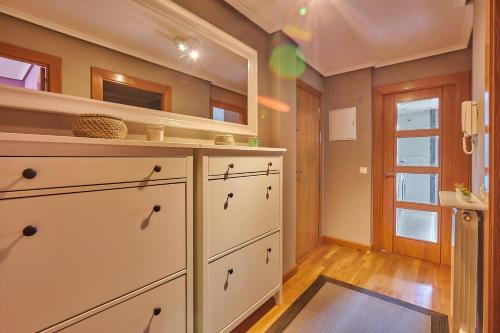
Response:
359,167,368,174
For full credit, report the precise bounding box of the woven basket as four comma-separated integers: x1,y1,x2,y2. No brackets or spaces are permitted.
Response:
214,134,235,146
72,113,128,139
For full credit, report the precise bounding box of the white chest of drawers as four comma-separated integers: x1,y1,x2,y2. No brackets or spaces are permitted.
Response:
195,149,284,333
0,135,194,333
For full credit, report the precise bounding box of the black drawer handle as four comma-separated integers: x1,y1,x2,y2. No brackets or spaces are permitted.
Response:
267,248,272,253
228,163,234,169
228,268,234,275
153,165,162,173
22,168,37,179
153,205,161,212
266,186,272,199
224,193,234,210
23,225,38,237
153,307,162,316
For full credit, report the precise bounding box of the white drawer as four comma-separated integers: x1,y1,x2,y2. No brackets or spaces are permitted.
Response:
0,183,186,333
208,156,281,176
0,157,186,192
59,276,187,333
208,174,280,257
208,232,280,333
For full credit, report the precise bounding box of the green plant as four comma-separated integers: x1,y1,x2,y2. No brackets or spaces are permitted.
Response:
460,188,472,197
454,183,465,190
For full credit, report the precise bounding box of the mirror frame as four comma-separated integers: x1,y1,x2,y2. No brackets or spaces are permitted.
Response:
0,0,258,136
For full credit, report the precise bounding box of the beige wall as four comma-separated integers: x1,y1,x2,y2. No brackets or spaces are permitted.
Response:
268,32,298,272
323,69,373,245
471,0,488,196
323,49,473,246
373,48,473,86
210,85,247,110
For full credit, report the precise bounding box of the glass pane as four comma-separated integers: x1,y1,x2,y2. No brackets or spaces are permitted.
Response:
396,173,439,204
397,98,439,131
396,208,438,243
397,136,439,167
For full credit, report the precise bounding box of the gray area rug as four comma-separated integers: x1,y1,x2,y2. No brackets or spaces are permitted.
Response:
267,275,448,333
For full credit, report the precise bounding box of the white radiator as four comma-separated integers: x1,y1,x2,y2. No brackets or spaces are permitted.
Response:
451,209,480,333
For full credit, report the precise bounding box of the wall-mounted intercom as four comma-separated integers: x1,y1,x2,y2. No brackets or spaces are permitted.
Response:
461,100,478,155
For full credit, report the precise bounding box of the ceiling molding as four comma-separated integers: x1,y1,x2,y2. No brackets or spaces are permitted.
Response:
374,43,469,69
224,0,281,33
323,61,378,77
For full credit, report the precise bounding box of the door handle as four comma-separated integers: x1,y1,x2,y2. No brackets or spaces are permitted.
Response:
384,172,396,177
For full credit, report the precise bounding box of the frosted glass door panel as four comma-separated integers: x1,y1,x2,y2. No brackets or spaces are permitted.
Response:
397,136,439,167
396,173,438,204
396,208,438,243
397,98,439,131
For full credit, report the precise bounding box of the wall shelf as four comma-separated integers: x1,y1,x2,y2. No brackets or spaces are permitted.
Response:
438,191,486,211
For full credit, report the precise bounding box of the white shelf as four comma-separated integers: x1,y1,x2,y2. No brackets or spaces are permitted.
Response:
439,191,486,211
0,132,286,152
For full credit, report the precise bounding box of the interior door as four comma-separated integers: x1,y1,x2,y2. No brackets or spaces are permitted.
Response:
296,82,321,259
384,88,445,263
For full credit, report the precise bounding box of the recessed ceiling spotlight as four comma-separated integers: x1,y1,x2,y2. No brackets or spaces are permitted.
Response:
190,50,199,60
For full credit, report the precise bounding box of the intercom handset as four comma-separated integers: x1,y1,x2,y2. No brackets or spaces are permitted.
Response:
461,101,478,155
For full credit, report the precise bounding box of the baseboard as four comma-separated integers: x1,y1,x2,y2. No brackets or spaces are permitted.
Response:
283,265,298,283
323,236,372,252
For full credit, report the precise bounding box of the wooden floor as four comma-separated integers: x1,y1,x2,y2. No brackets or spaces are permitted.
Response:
247,241,451,332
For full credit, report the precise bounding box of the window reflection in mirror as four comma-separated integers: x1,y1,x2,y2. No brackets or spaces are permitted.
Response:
0,41,61,93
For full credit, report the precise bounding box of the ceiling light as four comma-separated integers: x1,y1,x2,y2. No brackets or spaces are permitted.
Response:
190,50,199,60
178,43,187,52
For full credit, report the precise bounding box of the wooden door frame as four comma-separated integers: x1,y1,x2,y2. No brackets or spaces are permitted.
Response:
373,72,471,253
487,1,499,331
296,79,323,260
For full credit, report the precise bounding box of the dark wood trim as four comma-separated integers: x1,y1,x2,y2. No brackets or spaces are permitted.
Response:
209,99,247,124
488,1,500,331
283,265,298,283
0,41,62,93
372,72,471,253
323,236,372,252
90,67,172,112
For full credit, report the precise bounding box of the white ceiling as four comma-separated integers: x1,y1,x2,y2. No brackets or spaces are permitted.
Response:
0,0,248,94
225,0,473,76
0,57,31,80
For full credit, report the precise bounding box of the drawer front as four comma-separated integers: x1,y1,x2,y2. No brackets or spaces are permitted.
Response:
208,156,281,176
208,174,279,257
208,232,280,332
59,276,186,333
0,157,186,192
0,183,186,333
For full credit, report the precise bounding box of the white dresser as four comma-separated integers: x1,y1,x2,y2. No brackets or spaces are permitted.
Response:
194,148,284,333
0,134,194,333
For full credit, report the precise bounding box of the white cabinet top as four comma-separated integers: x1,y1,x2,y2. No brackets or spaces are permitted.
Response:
0,132,286,152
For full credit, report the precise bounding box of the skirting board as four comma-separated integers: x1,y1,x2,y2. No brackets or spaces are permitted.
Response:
323,236,372,252
283,265,298,283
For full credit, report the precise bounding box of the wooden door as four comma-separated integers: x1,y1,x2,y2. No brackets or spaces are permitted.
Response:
377,75,471,264
296,82,321,259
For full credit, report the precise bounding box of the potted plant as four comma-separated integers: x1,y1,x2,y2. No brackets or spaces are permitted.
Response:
455,183,472,202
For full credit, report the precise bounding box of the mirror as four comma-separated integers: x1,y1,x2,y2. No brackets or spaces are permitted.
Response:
0,0,257,135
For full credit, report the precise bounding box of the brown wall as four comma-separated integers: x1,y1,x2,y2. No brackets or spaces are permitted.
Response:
323,49,473,245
